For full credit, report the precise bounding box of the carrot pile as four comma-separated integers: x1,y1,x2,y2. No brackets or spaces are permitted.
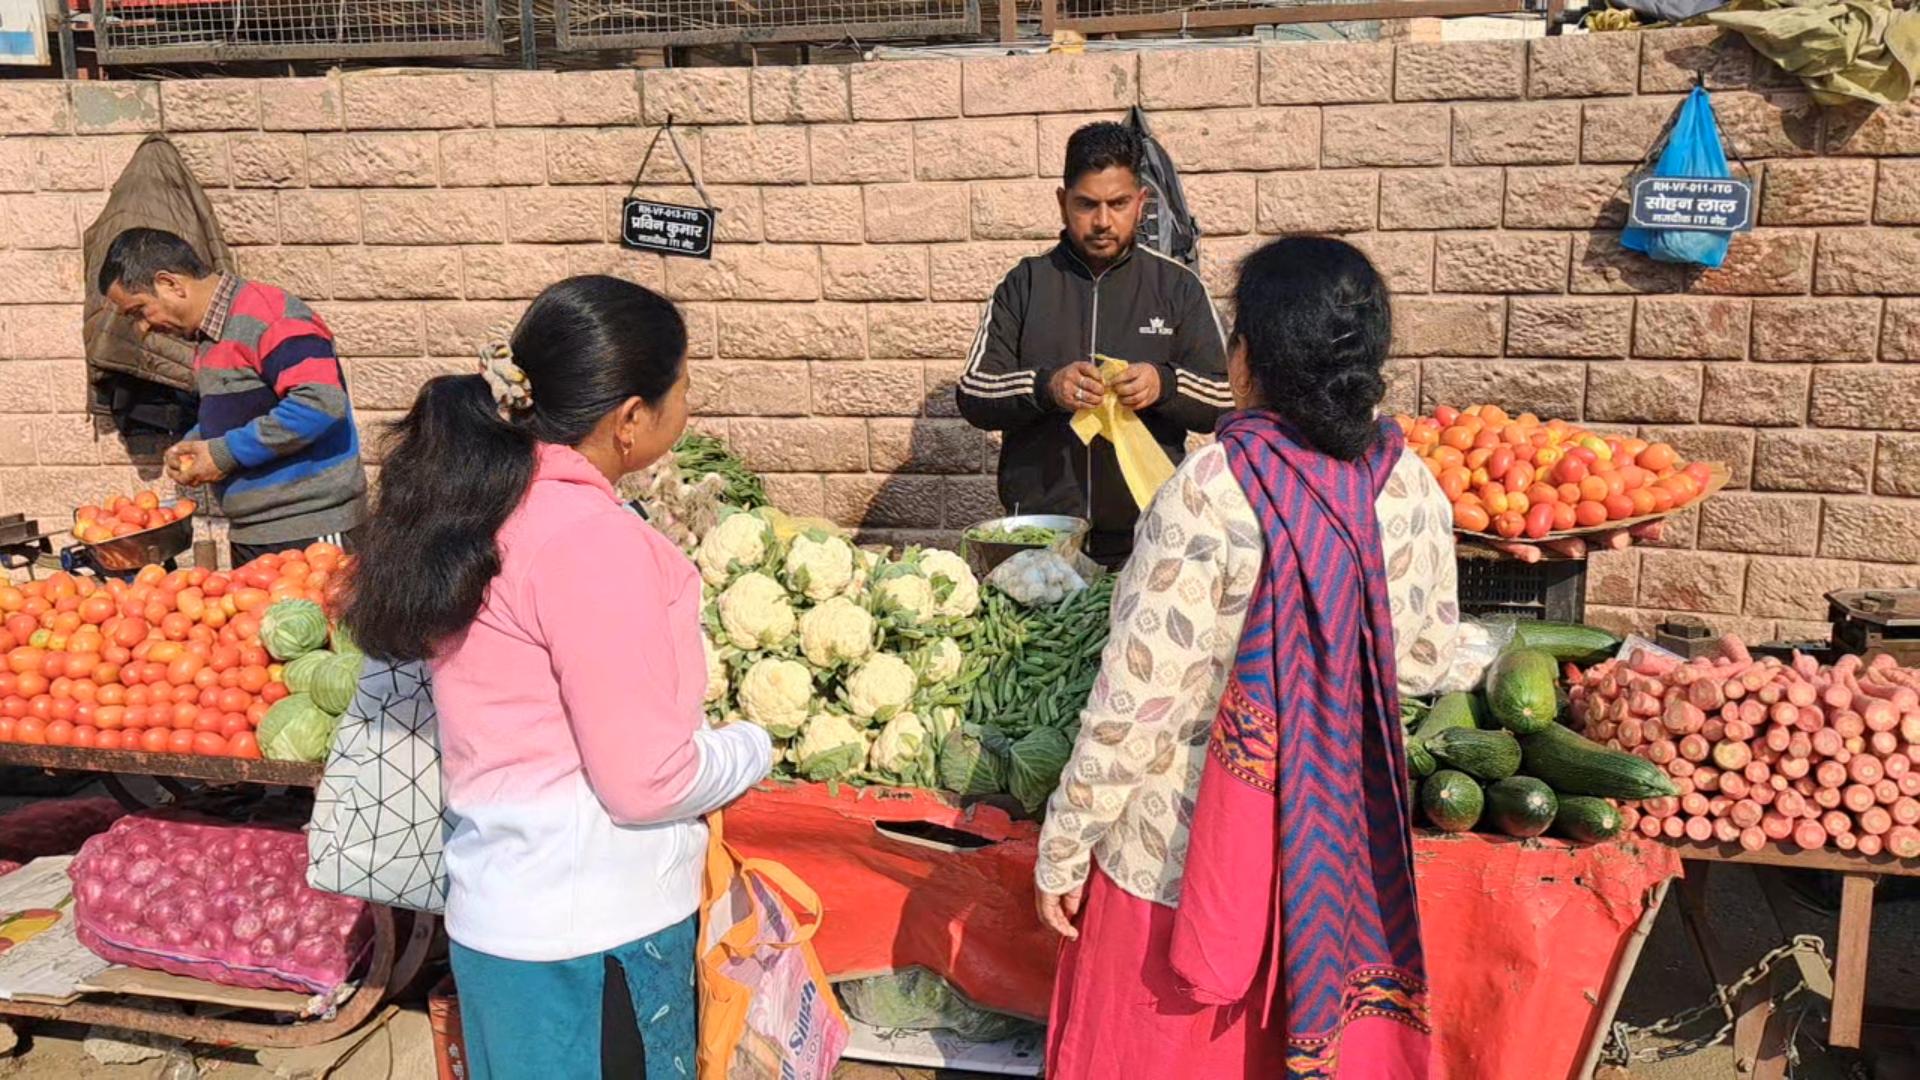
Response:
1569,636,1920,859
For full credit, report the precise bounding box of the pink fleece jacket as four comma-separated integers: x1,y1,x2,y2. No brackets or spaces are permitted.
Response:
430,442,771,962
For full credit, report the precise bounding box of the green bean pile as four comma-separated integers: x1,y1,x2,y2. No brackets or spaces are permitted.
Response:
672,433,768,510
965,524,1060,547
964,577,1118,739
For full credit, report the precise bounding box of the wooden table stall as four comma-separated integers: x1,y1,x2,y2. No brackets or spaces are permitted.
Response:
0,744,436,1049
1669,839,1920,1080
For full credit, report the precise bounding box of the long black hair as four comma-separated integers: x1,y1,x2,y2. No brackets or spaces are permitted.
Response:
1231,236,1391,461
344,276,687,661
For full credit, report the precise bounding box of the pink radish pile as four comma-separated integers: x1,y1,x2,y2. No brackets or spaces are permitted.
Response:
1569,636,1920,860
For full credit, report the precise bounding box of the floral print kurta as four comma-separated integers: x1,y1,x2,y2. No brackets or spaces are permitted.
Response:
1036,442,1462,905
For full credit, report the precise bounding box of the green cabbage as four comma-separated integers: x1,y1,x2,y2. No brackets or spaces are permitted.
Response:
310,652,363,715
937,724,1010,797
258,693,337,763
1007,727,1073,815
259,599,330,662
282,650,333,695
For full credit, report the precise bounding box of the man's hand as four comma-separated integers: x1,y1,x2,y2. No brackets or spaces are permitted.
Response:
1488,520,1666,563
1036,884,1085,941
165,440,225,486
1048,362,1107,413
1111,363,1162,411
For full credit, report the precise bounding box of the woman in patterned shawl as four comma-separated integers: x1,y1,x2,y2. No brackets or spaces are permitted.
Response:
1034,236,1452,1079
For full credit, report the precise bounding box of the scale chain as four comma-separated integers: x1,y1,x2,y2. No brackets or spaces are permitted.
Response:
1601,935,1830,1066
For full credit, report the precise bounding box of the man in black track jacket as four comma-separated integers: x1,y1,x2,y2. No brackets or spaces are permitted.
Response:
955,122,1230,567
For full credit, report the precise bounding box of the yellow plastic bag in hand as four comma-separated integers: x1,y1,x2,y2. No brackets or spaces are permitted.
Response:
1069,355,1177,511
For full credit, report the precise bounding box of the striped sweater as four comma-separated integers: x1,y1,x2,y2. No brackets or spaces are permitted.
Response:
193,277,367,544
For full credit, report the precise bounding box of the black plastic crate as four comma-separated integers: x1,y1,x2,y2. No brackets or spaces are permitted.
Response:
1457,553,1587,624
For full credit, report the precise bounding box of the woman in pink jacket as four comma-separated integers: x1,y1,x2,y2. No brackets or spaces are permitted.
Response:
342,277,772,1080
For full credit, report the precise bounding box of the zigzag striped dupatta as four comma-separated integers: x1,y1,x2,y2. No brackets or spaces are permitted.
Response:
1167,411,1430,1079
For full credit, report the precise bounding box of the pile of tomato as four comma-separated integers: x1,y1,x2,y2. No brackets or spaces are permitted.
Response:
1397,405,1720,541
72,491,198,544
0,543,346,758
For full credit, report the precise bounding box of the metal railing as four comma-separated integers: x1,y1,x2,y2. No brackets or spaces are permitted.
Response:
554,0,979,49
95,0,503,64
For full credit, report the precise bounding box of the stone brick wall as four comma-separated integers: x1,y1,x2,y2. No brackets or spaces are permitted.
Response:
2,28,1918,639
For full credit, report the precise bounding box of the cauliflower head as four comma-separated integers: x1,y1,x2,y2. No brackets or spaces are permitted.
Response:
695,511,774,588
794,713,867,781
919,637,963,687
846,548,882,598
875,573,935,625
715,572,796,651
797,596,874,668
845,653,917,721
701,633,729,706
736,657,813,738
869,711,933,783
917,550,981,619
782,533,856,603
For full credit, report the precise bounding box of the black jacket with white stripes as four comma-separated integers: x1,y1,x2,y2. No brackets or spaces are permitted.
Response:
954,236,1231,563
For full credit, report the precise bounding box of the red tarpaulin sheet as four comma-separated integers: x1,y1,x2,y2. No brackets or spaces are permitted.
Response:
725,782,1682,1080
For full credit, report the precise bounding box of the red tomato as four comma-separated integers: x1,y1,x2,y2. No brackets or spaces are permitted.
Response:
15,717,45,745
63,651,100,680
192,709,222,733
1603,493,1635,521
96,682,125,707
219,713,251,738
111,618,149,649
69,725,97,749
94,705,125,730
166,729,195,754
43,719,72,747
122,705,148,730
192,666,219,690
0,716,15,740
237,666,270,693
0,674,12,697
192,731,227,756
201,573,231,599
170,702,198,730
6,647,42,675
1551,501,1579,533
15,672,45,698
260,681,290,706
78,595,115,625
72,700,95,726
160,613,193,641
26,696,52,721
166,653,205,687
226,732,261,759
140,727,170,753
216,687,253,715
244,701,267,725
218,668,241,689
49,698,75,722
1575,500,1610,528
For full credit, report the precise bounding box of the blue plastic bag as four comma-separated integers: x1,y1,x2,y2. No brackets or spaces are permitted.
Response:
1621,87,1734,269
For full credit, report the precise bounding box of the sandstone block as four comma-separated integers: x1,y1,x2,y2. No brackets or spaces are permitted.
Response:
342,72,490,129
664,245,819,303
1760,159,1874,226
7,304,84,358
1148,109,1318,173
1395,42,1524,101
1640,27,1751,93
1884,300,1920,361
970,180,1060,241
1349,233,1434,295
1702,364,1808,427
506,188,606,244
1527,33,1639,98
916,119,1036,181
1420,360,1585,418
1638,549,1747,613
865,183,971,244
439,131,548,188
1639,425,1756,489
718,303,865,360
0,83,68,135
811,361,929,415
163,81,259,131
322,302,424,356
868,418,987,473
1811,367,1920,430
235,248,331,301
823,474,945,529
1452,102,1579,165
260,77,343,131
1820,499,1920,565
1569,232,1690,295
702,126,809,185
70,84,157,134
1876,160,1920,224
421,302,523,357
1585,362,1702,423
962,54,1136,116
306,133,436,188
642,68,751,125
548,128,699,186
361,190,503,245
1321,105,1449,168
761,186,865,244
1815,230,1920,295
1434,232,1567,293
1184,174,1255,236
1826,98,1920,157
1390,297,1503,357
1695,230,1816,295
822,247,929,302
1,195,77,249
1751,429,1874,494
1507,297,1631,358
1751,298,1880,362
929,241,1046,301
224,134,303,188
493,69,639,127
1874,434,1920,495
751,66,849,124
850,61,961,121
1257,172,1376,234
1582,97,1684,163
1140,48,1257,110
868,302,978,359
331,247,460,300
1634,297,1750,360
565,247,666,293
1381,170,1503,231
462,247,572,301
810,124,914,184
688,361,811,416
0,251,81,304
1743,557,1859,620
277,191,360,245
730,419,869,473
1260,42,1393,105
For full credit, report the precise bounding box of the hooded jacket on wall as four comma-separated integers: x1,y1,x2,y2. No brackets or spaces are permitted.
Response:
81,135,234,437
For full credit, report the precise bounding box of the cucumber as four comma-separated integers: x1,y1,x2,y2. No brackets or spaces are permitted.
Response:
1420,770,1484,833
1553,796,1624,844
1407,739,1437,779
1520,722,1678,800
1425,728,1522,781
1415,692,1486,740
1514,621,1622,668
1485,648,1561,735
1485,776,1558,838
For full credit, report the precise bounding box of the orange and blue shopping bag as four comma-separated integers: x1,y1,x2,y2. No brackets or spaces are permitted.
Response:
696,811,849,1080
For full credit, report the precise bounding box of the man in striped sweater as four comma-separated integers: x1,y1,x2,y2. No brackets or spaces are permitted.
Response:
100,228,368,567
